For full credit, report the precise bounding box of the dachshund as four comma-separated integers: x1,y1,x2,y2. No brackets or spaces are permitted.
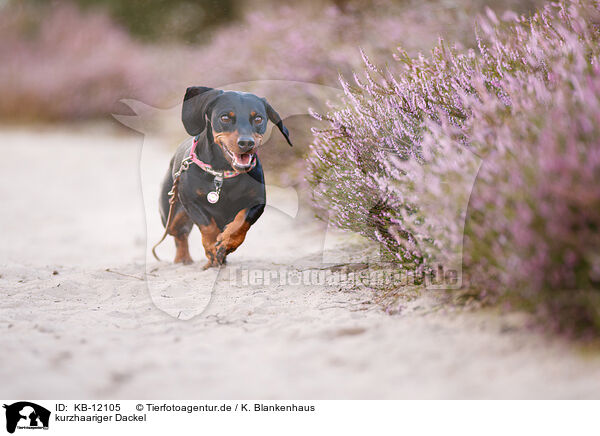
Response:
157,87,292,268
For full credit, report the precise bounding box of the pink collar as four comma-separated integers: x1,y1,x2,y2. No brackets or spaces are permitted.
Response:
190,136,256,178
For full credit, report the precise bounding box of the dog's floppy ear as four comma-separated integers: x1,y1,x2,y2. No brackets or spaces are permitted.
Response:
181,86,223,136
262,98,293,147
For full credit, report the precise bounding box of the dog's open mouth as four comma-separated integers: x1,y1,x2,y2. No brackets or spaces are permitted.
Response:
224,148,255,170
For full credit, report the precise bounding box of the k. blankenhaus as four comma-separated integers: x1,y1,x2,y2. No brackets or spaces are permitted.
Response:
254,404,315,412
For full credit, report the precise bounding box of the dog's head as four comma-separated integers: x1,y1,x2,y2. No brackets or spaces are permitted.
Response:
181,87,292,172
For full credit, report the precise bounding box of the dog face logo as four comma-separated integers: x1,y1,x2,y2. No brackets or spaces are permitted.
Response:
3,402,50,434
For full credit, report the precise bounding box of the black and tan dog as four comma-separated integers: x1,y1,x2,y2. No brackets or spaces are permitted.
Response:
158,87,292,268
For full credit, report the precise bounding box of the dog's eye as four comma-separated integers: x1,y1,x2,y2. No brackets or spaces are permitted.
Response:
253,116,263,125
220,115,232,123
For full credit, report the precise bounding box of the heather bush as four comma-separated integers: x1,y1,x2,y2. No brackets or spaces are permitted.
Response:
309,0,600,335
461,2,600,334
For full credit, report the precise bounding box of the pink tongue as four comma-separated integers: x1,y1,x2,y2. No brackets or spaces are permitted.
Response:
236,153,251,165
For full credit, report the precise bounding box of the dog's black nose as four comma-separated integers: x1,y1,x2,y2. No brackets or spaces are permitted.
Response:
237,138,255,152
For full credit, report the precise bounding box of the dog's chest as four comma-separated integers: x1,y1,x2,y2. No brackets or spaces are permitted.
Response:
188,173,261,203
179,167,265,227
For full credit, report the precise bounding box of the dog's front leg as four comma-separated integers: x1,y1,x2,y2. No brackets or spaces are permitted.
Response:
214,208,252,265
198,218,220,269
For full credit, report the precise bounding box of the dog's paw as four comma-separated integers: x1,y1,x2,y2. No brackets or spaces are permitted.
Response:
215,243,228,265
174,256,194,265
202,257,225,269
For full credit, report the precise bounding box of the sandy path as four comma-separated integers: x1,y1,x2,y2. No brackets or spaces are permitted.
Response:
1,126,600,399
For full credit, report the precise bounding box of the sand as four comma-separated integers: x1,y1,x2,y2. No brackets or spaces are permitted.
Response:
1,125,600,399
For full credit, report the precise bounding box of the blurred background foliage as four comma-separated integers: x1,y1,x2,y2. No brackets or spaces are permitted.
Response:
6,0,542,43
65,0,238,42
1,0,543,122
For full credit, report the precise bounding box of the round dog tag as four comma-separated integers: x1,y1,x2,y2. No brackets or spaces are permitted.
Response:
207,191,219,204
